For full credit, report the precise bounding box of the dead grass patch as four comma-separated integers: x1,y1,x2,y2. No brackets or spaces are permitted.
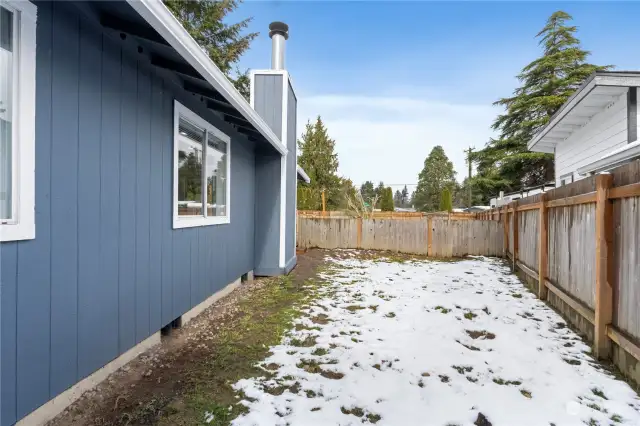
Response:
465,330,496,340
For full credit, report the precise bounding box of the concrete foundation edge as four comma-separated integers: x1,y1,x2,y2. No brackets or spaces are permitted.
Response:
182,276,243,325
254,257,297,277
17,273,249,426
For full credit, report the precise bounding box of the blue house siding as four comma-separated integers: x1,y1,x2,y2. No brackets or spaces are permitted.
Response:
254,150,282,276
1,2,259,424
285,82,298,269
253,75,283,138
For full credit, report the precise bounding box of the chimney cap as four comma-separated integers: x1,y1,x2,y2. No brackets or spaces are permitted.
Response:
269,21,289,40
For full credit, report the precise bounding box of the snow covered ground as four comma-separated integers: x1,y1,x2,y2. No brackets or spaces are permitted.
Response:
231,253,640,426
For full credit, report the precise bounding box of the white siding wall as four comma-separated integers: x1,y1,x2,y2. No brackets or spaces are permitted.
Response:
555,92,630,186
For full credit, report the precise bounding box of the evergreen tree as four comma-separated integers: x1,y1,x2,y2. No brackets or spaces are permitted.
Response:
381,187,395,212
296,117,342,210
165,0,257,99
374,181,385,208
454,178,484,207
439,188,453,212
472,11,612,196
400,185,409,207
394,190,403,207
413,146,456,212
360,181,376,205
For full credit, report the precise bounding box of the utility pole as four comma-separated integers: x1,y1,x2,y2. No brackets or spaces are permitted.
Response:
465,147,474,208
321,189,326,215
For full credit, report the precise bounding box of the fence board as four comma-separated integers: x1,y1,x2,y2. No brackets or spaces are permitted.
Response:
614,196,640,340
509,212,514,256
548,204,597,309
518,210,539,272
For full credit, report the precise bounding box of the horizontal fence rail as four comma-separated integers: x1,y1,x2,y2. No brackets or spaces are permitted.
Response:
474,160,640,384
297,210,476,220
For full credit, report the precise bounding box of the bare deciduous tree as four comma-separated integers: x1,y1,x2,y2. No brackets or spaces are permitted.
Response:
346,191,378,219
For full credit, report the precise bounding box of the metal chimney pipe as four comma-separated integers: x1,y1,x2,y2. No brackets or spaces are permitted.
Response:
269,21,289,70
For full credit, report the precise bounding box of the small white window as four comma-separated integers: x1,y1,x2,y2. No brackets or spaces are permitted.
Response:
0,1,37,242
173,101,230,228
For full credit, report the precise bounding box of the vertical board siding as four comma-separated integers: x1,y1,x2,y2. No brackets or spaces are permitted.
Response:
77,19,104,380
135,64,152,344
160,89,174,326
149,74,164,333
254,151,281,274
547,204,597,309
97,31,121,371
297,218,502,257
2,3,258,422
49,1,80,397
118,52,138,354
253,75,283,138
1,243,18,425
518,210,539,272
614,196,640,339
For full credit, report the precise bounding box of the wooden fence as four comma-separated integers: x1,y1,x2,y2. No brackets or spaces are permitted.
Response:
475,159,640,383
297,216,504,257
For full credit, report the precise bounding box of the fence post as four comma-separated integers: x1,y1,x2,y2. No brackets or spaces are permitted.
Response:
503,205,508,258
512,200,519,271
594,173,614,359
427,216,433,256
538,194,548,300
357,216,363,249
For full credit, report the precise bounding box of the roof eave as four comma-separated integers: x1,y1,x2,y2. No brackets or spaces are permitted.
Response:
528,72,640,152
126,0,288,156
296,165,310,183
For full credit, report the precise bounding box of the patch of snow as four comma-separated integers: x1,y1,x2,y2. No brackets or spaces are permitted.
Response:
231,255,640,425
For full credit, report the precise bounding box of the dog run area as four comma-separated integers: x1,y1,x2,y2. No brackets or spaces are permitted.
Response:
51,250,640,426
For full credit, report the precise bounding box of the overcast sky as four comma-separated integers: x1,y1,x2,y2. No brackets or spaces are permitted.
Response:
234,1,640,193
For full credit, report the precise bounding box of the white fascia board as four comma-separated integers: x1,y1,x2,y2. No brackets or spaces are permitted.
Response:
297,165,310,183
594,73,640,87
126,0,287,156
577,141,640,175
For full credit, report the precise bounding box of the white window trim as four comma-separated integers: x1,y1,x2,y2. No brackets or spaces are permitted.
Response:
0,1,37,242
173,100,231,229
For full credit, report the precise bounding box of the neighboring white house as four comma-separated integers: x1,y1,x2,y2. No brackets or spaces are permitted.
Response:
489,182,555,208
528,71,640,186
